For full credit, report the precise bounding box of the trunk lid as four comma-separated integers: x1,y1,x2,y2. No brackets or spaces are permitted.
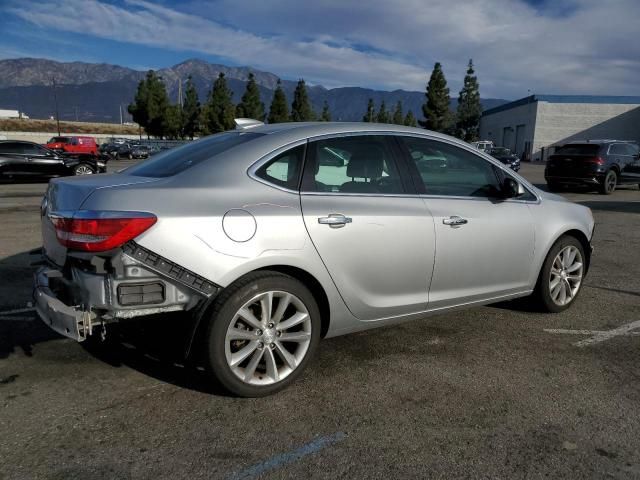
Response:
42,173,161,265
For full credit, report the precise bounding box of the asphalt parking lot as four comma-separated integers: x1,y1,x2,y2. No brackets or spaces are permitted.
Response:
1,161,639,479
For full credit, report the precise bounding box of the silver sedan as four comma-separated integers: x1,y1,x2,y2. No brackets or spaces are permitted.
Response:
34,121,594,397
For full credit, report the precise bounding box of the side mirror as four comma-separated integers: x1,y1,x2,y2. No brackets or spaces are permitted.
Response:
502,177,522,199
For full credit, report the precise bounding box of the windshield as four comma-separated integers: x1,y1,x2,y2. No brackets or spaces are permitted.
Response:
48,137,69,144
555,144,600,155
124,132,264,178
490,148,511,156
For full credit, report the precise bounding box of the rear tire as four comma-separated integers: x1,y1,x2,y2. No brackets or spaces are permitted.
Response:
533,235,586,313
204,271,321,397
600,170,617,195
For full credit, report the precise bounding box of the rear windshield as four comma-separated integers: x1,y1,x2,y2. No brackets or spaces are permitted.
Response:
554,144,600,155
125,132,264,177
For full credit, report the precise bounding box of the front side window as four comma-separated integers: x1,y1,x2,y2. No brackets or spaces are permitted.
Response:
400,136,501,198
254,144,305,190
302,135,404,194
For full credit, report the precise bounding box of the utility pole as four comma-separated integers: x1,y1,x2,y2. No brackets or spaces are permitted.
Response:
52,77,61,136
119,104,123,124
177,77,183,109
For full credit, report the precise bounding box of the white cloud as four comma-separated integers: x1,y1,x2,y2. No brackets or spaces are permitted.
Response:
6,0,640,98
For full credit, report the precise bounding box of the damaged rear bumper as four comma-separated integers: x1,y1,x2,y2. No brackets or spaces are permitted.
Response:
33,242,220,341
34,268,95,341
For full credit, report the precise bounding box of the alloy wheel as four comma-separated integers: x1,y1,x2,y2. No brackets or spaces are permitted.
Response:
549,245,583,306
224,291,312,386
74,165,94,175
605,171,617,193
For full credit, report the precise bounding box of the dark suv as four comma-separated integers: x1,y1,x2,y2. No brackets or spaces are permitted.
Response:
545,140,640,194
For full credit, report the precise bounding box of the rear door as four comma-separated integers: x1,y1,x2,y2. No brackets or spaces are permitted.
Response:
22,143,65,175
397,135,536,309
300,134,435,320
0,142,31,175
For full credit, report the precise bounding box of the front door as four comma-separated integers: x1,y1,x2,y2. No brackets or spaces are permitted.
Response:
397,135,536,309
24,144,65,176
300,134,435,320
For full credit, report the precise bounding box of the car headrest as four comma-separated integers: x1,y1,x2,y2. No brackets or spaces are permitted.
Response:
346,146,384,178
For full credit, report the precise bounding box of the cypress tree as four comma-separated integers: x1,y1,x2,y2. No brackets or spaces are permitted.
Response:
320,101,331,121
182,75,200,139
163,104,183,139
376,100,389,123
267,79,289,123
362,98,375,122
392,101,404,125
236,73,265,120
420,62,452,133
290,79,315,122
202,72,235,134
404,110,418,127
456,59,482,142
128,70,170,138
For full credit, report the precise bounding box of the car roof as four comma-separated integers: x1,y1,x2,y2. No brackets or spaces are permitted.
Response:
0,140,40,145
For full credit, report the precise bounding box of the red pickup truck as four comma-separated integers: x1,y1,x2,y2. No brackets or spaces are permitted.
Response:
45,136,99,156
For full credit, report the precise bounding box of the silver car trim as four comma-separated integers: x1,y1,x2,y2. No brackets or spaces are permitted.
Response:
247,130,541,203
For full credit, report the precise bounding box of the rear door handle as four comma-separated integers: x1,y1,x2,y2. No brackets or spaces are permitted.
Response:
318,214,352,227
443,216,468,226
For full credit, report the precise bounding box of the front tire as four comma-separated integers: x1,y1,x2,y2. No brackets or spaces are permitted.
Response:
204,272,321,397
73,163,94,175
534,235,585,313
600,170,617,195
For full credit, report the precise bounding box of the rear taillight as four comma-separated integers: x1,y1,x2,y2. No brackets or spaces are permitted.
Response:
51,211,156,252
585,156,605,165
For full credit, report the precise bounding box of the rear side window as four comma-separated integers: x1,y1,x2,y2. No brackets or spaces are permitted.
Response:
125,132,263,177
302,135,405,194
255,144,305,190
555,144,600,155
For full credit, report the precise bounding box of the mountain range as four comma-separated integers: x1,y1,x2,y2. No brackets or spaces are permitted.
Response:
0,58,508,123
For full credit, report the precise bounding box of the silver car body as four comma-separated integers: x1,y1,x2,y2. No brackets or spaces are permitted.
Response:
35,122,594,341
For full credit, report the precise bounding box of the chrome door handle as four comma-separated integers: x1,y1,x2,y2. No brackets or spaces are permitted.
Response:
443,216,468,226
318,214,352,227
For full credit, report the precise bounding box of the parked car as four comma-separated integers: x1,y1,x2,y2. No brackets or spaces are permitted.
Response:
471,140,494,152
489,147,521,171
545,140,640,194
0,140,106,177
101,142,134,160
34,121,594,397
130,144,150,159
45,136,99,156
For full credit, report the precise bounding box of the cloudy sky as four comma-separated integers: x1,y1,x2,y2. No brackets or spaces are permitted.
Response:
1,0,639,99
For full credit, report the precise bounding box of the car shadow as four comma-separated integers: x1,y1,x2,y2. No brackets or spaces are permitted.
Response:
578,201,640,214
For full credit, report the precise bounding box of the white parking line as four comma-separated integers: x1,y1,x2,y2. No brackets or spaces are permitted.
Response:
0,307,35,315
544,319,640,347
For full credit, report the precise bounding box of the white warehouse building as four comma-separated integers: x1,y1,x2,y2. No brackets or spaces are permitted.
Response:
479,95,640,161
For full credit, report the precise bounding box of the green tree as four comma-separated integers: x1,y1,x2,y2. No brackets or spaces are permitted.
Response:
320,101,331,121
128,70,170,138
163,104,184,139
290,79,315,121
362,98,375,122
392,101,404,125
236,72,265,120
455,59,482,141
404,110,418,127
420,62,452,133
182,76,200,139
202,72,236,134
376,100,389,123
267,79,289,123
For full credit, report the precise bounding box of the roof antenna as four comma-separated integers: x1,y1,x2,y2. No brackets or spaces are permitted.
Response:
234,118,264,130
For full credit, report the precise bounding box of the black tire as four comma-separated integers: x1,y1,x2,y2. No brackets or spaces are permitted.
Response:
600,170,617,195
546,182,562,192
533,235,586,313
73,163,94,175
204,271,321,397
